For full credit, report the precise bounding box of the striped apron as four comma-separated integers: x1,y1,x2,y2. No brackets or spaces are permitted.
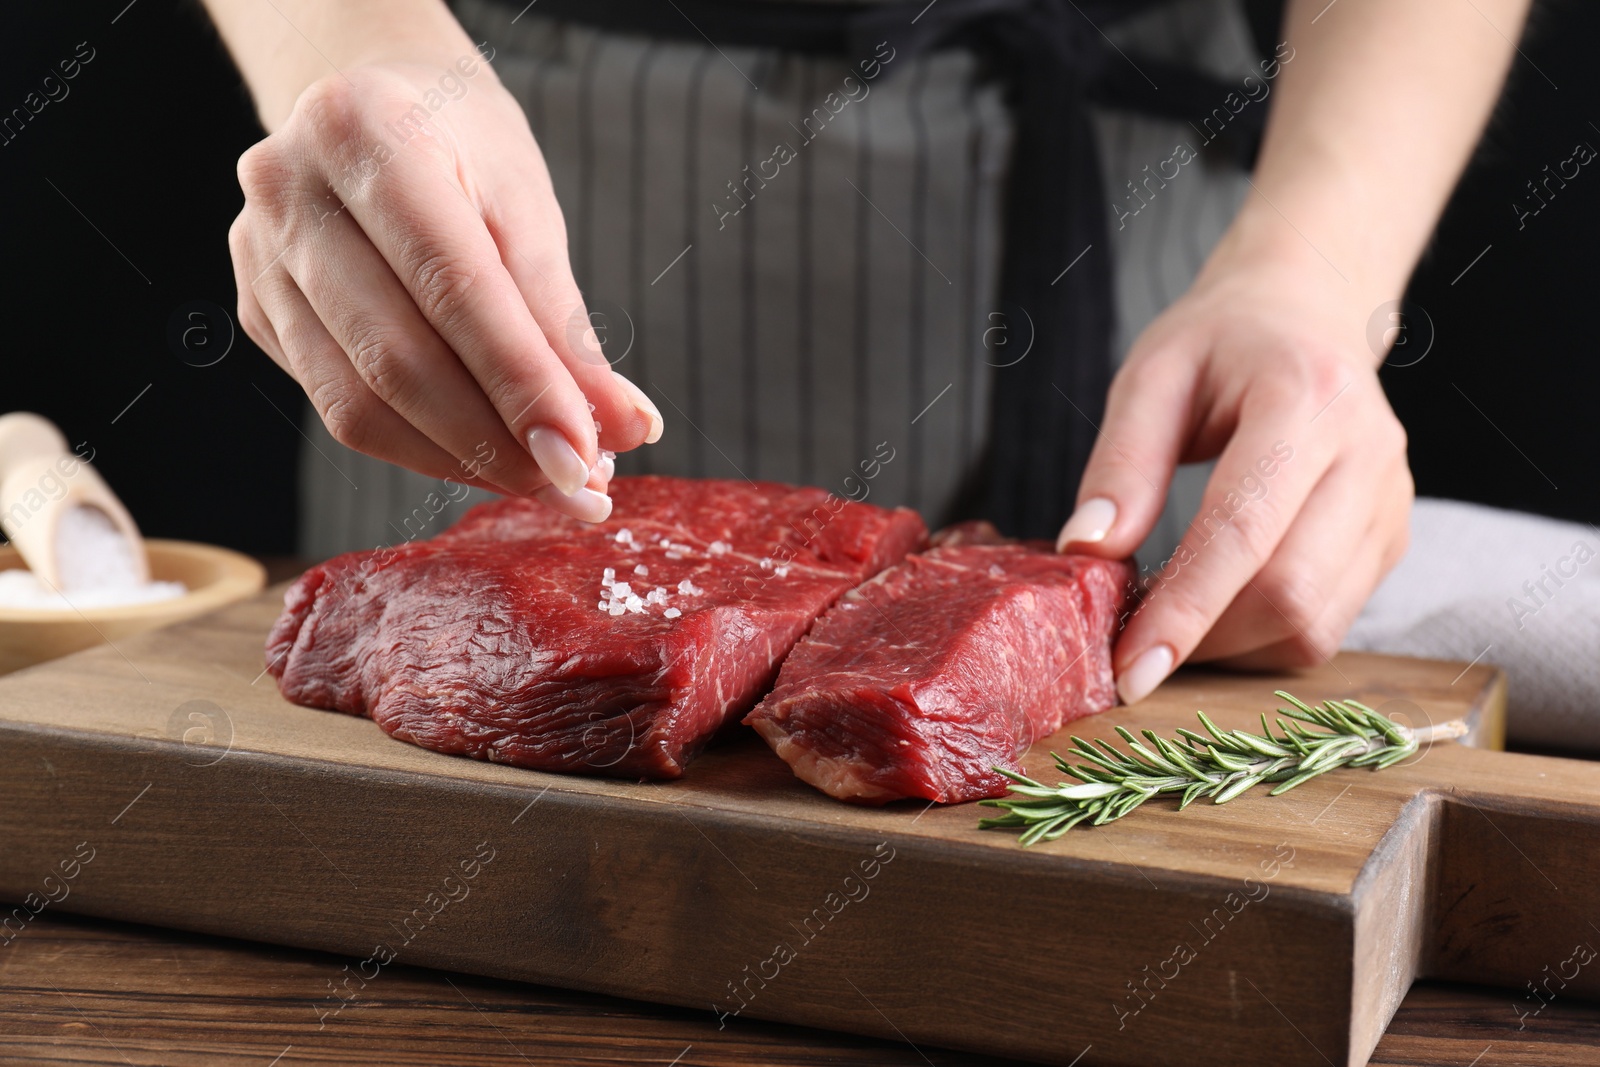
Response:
296,0,1259,564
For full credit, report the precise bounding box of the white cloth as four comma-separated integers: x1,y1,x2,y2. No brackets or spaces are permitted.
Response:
1343,498,1600,752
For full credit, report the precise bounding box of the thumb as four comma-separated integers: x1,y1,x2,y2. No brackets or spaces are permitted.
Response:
1056,352,1197,558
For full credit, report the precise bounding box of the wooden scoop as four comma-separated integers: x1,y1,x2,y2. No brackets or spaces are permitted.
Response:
0,411,68,469
0,413,149,591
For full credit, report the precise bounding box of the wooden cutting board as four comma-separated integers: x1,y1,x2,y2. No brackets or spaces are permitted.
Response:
0,588,1594,1067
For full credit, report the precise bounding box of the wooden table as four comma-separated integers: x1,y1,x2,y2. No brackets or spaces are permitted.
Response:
1,910,1597,1066
6,559,1600,1064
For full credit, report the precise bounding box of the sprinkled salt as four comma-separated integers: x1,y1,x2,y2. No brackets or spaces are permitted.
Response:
646,588,667,606
615,528,634,544
665,551,684,560
759,558,774,571
633,564,648,577
608,602,626,616
596,600,608,611
663,607,681,619
677,579,702,596
709,541,730,556
625,595,645,613
602,567,616,583
611,582,632,598
774,566,790,578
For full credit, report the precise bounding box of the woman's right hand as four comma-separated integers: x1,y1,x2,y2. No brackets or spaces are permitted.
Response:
229,59,662,522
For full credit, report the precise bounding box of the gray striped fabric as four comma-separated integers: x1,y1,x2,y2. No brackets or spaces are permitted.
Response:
296,0,1256,565
1097,0,1257,563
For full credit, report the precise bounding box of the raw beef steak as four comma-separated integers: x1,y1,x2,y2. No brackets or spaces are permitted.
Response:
266,477,926,778
746,537,1135,804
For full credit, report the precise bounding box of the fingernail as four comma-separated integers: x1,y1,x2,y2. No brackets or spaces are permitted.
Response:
1117,644,1174,706
611,371,663,444
535,485,612,524
1057,497,1117,552
594,449,616,482
527,425,589,496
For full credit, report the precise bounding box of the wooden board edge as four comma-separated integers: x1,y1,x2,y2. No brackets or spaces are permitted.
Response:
1348,792,1441,1066
0,718,1369,1067
0,714,1374,907
1466,667,1508,751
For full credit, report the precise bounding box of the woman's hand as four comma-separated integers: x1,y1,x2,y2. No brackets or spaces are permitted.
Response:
1058,253,1413,702
228,59,661,521
1047,0,1533,702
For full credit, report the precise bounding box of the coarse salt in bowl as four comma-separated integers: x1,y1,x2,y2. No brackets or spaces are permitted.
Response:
0,540,266,674
0,569,188,610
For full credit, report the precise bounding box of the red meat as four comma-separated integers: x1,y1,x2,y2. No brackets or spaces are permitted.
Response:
746,540,1136,804
266,477,926,778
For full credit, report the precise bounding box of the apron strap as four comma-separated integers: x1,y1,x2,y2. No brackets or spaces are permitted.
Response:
496,0,1266,536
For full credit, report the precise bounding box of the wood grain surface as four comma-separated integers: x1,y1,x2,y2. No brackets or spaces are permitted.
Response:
1,912,1596,1067
2,587,1595,1067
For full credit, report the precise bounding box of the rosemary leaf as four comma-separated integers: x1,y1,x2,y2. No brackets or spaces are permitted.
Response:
981,691,1463,846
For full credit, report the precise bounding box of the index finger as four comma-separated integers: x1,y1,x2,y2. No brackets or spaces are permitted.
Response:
338,137,602,495
1113,404,1329,703
1058,347,1200,557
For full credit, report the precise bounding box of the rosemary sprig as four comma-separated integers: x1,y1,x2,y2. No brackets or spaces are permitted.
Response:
978,691,1467,846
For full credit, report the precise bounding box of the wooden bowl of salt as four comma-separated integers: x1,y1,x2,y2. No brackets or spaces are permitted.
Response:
0,540,265,675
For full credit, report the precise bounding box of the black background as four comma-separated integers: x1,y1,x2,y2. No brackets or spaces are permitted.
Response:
1,0,1594,556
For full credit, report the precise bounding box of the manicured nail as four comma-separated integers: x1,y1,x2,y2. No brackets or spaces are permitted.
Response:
527,425,589,496
611,371,663,444
1056,497,1117,552
535,485,612,523
1117,644,1174,706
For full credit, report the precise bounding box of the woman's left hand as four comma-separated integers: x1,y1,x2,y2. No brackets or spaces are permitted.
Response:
1056,252,1414,703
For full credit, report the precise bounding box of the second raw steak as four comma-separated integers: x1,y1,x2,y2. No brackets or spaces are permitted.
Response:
746,541,1135,804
